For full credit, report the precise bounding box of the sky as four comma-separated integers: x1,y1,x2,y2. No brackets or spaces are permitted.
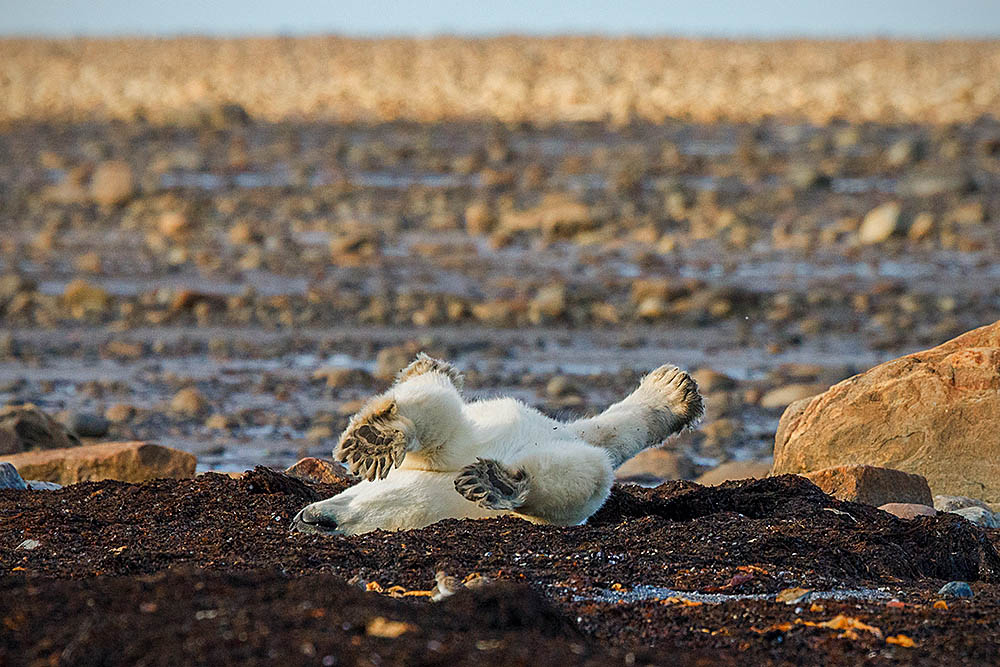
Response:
0,0,998,38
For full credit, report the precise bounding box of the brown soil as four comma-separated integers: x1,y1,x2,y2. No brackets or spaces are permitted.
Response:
4,469,1000,665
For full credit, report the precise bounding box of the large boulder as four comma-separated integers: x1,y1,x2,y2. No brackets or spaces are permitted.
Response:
772,320,1000,502
0,404,80,454
1,441,196,485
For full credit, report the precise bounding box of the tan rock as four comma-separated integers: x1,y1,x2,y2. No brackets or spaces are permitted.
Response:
311,366,373,388
90,160,135,206
0,404,79,454
170,387,207,416
801,465,932,507
691,368,737,393
858,202,902,244
878,503,937,520
1,441,195,484
696,460,772,486
285,457,352,484
158,210,190,238
63,279,110,318
758,383,827,410
616,448,694,482
772,320,1000,502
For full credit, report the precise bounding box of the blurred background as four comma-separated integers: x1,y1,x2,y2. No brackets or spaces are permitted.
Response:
0,1,998,482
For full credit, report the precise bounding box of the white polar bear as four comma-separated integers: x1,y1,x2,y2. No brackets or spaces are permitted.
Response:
292,354,703,536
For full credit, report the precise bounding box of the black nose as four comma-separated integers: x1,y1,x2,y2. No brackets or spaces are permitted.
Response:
291,507,339,533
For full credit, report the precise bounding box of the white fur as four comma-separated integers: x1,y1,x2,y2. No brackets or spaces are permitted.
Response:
295,361,701,535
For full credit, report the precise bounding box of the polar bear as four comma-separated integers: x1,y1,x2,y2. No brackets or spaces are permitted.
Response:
292,354,703,535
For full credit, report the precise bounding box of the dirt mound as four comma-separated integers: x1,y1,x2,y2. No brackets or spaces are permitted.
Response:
3,470,997,587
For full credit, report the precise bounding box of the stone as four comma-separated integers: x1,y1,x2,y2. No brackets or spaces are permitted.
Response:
691,368,737,393
545,375,578,399
285,457,352,484
90,160,135,206
105,403,136,422
0,461,27,489
937,581,974,599
0,404,80,454
758,383,827,410
158,210,190,238
26,480,62,490
16,539,41,551
949,506,1000,528
68,412,110,438
696,460,772,486
801,465,932,507
615,449,695,483
170,387,207,416
0,441,196,485
528,285,567,324
311,366,373,388
934,495,991,513
878,503,937,520
857,202,902,244
772,320,1000,502
204,414,235,430
63,279,111,318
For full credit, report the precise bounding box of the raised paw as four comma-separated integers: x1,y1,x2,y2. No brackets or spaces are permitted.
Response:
638,364,705,429
395,352,465,390
453,458,530,511
334,397,415,481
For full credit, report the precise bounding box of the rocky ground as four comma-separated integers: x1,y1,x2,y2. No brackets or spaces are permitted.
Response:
3,468,1000,665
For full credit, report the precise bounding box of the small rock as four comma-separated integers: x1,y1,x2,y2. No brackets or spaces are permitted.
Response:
878,503,937,520
691,368,737,393
158,210,191,239
311,366,373,389
63,279,111,318
937,581,974,599
0,462,27,489
26,480,62,490
16,539,41,551
1,404,80,454
528,285,567,324
758,383,826,410
858,202,902,244
803,465,933,507
949,506,1000,528
105,403,136,422
934,495,991,513
90,160,135,206
68,412,110,438
545,375,578,399
285,457,352,485
170,387,207,416
696,460,772,486
907,212,935,241
464,201,496,235
204,414,235,430
616,449,695,483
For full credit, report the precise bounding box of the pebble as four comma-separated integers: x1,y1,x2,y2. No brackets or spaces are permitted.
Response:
105,403,137,422
16,539,41,551
937,581,973,598
90,160,135,206
68,412,111,438
170,387,208,416
858,202,902,244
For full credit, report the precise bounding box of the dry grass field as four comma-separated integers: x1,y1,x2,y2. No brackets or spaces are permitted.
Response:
1,37,998,124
